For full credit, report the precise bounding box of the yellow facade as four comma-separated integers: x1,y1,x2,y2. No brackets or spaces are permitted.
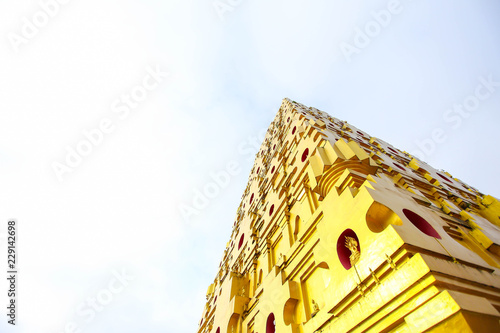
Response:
197,98,500,333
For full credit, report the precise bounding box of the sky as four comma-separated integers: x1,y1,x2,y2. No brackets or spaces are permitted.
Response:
0,1,499,332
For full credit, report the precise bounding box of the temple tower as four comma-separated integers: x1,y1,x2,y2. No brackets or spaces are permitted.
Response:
197,98,500,333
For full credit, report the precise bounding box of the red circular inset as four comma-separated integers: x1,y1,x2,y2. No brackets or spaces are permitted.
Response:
301,148,309,162
266,313,276,333
437,172,452,183
292,126,297,134
337,229,360,270
402,209,441,239
269,204,275,216
238,234,245,250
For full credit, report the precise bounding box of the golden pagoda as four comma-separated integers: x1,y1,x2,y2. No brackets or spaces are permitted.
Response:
197,98,500,333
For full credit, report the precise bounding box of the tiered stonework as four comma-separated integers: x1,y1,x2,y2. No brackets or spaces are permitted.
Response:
198,98,500,333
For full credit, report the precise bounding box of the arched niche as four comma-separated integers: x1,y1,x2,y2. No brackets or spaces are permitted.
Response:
366,201,403,233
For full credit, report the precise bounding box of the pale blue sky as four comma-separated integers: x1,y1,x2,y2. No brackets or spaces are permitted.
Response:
0,1,499,332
